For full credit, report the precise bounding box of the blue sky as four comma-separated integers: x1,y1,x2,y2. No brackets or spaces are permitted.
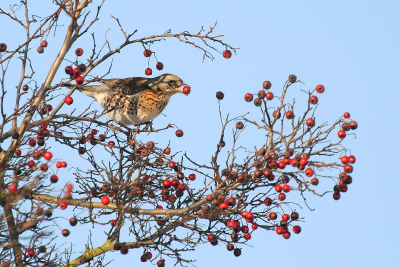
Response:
1,0,399,266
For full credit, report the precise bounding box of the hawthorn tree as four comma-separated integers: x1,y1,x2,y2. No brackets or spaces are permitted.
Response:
0,1,358,266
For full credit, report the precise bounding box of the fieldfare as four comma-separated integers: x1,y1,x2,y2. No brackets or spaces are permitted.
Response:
66,74,188,125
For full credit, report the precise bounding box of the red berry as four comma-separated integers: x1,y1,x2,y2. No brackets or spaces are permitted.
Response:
62,229,70,237
22,84,29,91
145,68,152,75
311,177,319,185
273,110,281,119
14,149,21,156
266,92,274,100
288,74,297,83
275,184,282,192
344,164,353,173
223,49,232,58
65,66,73,75
108,141,115,146
305,168,314,177
333,192,341,200
306,118,315,128
244,232,251,240
101,195,110,205
69,217,78,226
175,129,183,137
233,248,241,257
59,201,68,210
282,214,290,221
37,46,44,53
73,68,81,77
264,197,272,206
162,179,171,187
278,193,286,201
282,231,291,239
27,249,35,257
27,160,35,168
293,225,302,234
41,40,48,47
50,174,58,183
338,130,346,139
143,49,152,57
75,48,83,56
76,76,84,85
282,184,291,192
309,95,318,104
60,161,67,168
40,163,48,172
244,93,253,102
276,227,284,235
120,245,129,255
182,86,191,95
145,251,152,259
349,155,356,164
269,212,277,220
315,84,325,93
65,96,73,105
263,81,272,89
164,147,171,154
0,43,7,52
299,157,308,166
43,151,53,160
341,156,349,164
344,112,350,119
219,201,228,210
350,121,358,130
188,174,196,181
157,259,165,267
156,62,164,70
216,91,224,100
286,111,295,119
110,220,117,227
8,183,17,193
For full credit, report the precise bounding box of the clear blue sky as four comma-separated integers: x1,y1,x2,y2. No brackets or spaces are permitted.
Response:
1,0,399,266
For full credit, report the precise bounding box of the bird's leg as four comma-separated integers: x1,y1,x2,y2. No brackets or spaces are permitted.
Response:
141,121,154,132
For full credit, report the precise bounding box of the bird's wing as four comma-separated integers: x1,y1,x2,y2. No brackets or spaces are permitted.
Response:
100,77,151,95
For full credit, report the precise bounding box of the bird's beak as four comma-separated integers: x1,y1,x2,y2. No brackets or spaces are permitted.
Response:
175,83,188,94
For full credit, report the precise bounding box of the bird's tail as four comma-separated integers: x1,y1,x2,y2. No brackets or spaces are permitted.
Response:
61,84,109,98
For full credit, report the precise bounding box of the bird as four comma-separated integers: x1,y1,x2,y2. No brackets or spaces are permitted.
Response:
64,74,188,125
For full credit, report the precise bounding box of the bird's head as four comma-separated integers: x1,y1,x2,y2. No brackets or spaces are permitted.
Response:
148,74,188,95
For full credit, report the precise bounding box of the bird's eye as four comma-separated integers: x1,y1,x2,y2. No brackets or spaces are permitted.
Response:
169,80,176,85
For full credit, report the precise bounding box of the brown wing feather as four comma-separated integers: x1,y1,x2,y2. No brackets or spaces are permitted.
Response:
101,77,151,95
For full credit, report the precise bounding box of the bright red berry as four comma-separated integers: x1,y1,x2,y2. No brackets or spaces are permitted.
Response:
223,49,232,58
65,96,73,105
145,68,152,75
75,48,83,56
59,201,68,210
309,95,318,104
266,92,274,100
182,86,191,95
315,84,325,93
305,168,314,177
306,118,315,128
41,40,48,47
244,93,253,102
101,195,110,205
76,76,84,85
143,49,152,57
338,130,346,139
